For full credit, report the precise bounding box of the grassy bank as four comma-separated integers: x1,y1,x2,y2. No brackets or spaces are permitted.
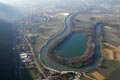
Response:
20,66,41,80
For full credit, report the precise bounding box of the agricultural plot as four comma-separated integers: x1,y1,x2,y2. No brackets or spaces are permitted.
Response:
92,71,105,80
103,26,120,47
98,60,120,78
103,49,114,60
73,20,93,28
116,54,120,61
107,68,120,80
97,25,120,80
115,46,120,53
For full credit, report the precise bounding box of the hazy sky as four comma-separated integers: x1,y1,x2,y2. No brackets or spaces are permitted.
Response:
0,0,41,6
0,0,53,5
0,0,88,10
0,0,56,6
0,0,43,9
0,0,60,12
0,0,21,5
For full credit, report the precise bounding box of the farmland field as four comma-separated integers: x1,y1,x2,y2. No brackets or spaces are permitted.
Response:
107,68,120,80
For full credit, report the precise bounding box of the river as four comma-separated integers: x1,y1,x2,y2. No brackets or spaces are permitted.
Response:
40,13,101,71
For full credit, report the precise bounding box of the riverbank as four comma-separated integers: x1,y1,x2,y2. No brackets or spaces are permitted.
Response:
46,30,95,68
39,12,102,72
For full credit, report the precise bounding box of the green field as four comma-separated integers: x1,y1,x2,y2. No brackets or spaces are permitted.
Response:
73,20,93,27
107,68,120,80
20,69,33,80
36,36,44,45
20,66,40,80
85,72,95,79
99,60,120,78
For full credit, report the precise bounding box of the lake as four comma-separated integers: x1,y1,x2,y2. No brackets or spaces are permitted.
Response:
0,19,18,80
54,32,88,58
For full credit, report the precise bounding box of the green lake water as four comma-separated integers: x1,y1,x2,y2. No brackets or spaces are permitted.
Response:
54,32,89,58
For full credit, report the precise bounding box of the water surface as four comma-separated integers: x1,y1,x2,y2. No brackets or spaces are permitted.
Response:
54,32,88,58
0,19,17,80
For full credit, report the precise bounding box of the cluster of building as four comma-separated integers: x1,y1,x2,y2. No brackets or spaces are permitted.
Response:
18,35,35,68
20,52,35,68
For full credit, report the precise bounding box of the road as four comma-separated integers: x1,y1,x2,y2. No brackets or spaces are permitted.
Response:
82,72,96,80
23,34,49,80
